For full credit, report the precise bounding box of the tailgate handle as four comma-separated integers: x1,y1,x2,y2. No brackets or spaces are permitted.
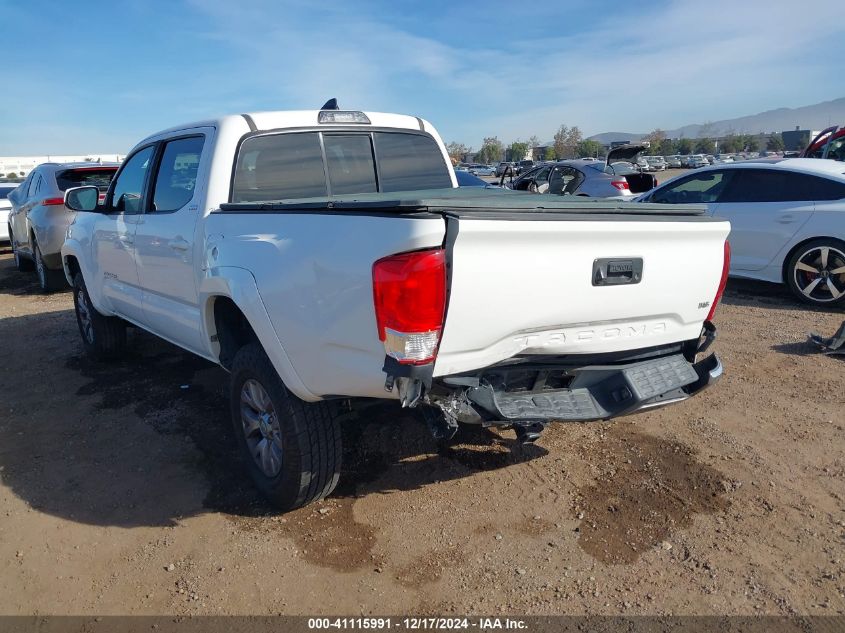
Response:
593,258,643,286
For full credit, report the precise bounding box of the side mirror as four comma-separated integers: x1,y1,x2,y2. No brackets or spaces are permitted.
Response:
64,186,101,212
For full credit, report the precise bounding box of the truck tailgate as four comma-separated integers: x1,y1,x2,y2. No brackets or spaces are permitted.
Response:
434,212,730,377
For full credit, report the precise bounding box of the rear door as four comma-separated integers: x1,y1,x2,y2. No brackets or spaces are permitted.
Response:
713,168,815,271
134,132,210,354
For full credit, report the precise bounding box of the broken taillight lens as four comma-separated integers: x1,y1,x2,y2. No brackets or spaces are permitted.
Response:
707,240,731,321
372,248,446,365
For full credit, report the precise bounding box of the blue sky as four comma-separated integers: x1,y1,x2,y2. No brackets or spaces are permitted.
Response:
1,0,843,154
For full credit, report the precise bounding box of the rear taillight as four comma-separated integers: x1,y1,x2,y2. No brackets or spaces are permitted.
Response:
43,197,64,206
611,180,630,191
707,241,731,321
372,248,446,365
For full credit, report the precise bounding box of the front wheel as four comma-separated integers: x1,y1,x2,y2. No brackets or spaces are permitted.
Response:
785,238,845,307
73,273,127,359
230,342,342,511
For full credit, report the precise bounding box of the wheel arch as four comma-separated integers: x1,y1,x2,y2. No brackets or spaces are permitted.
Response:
199,268,318,402
781,235,845,283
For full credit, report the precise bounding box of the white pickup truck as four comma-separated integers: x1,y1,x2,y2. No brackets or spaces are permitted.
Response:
61,105,730,510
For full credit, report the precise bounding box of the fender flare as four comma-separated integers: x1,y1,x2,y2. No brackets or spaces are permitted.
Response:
199,266,319,402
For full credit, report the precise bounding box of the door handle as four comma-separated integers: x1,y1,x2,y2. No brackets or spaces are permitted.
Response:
168,239,189,251
777,215,794,224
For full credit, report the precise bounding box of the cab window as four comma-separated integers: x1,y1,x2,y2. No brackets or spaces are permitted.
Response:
151,136,205,212
109,146,155,213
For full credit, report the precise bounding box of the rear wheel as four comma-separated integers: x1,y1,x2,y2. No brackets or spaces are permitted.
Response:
11,232,34,272
786,238,845,307
34,241,67,292
230,342,341,511
73,273,127,359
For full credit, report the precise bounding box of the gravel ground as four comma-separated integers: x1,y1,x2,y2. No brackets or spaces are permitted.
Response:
0,247,843,616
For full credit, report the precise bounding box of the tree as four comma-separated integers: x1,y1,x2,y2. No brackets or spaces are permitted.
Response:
767,133,785,152
542,146,557,161
642,128,667,151
695,137,714,154
445,142,470,164
6,172,18,179
737,134,759,152
676,138,694,155
508,140,529,161
719,134,739,154
576,139,603,158
553,124,583,159
476,137,504,164
657,138,677,156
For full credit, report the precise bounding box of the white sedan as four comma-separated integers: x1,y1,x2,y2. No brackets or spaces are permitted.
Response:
636,158,845,306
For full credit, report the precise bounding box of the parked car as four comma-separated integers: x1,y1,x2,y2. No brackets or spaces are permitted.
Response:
636,158,845,306
688,155,709,168
468,164,495,177
0,184,16,242
802,126,845,161
510,145,656,197
666,155,683,168
645,156,667,171
514,159,535,175
455,170,492,187
635,157,652,171
495,162,516,177
61,106,728,510
7,163,119,291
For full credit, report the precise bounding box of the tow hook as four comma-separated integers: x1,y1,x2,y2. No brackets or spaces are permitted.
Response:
513,421,546,444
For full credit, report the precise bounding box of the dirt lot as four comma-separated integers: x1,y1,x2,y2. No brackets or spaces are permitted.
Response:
0,247,843,616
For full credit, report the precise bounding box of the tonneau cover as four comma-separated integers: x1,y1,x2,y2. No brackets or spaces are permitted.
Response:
217,187,708,217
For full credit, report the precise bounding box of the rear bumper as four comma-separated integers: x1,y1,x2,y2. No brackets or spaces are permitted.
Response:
455,352,722,423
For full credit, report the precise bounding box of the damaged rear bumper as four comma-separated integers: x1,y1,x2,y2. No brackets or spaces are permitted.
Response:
462,352,722,423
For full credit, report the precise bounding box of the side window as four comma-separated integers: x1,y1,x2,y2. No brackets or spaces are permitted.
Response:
718,169,821,203
533,166,551,184
651,171,733,204
797,173,845,201
826,137,845,162
323,134,377,195
109,146,155,213
232,132,326,202
27,174,41,198
151,136,205,212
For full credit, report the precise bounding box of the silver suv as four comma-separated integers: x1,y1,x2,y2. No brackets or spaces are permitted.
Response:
8,162,118,291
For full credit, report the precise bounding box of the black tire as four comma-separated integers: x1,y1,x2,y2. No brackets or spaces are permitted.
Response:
230,342,341,510
785,238,845,307
34,241,67,292
72,272,127,359
11,232,34,272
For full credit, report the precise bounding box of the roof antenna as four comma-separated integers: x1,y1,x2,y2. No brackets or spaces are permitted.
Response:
321,98,339,110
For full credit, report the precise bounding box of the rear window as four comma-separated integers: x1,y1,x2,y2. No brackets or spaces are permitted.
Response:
373,132,451,192
231,130,451,202
55,168,117,192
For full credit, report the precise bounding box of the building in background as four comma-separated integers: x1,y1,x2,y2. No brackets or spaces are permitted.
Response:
782,127,820,152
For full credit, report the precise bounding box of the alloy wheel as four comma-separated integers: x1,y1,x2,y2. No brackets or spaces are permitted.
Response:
240,378,283,477
76,287,95,344
793,245,845,303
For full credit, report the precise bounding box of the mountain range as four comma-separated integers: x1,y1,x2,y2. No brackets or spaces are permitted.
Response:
586,97,845,143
